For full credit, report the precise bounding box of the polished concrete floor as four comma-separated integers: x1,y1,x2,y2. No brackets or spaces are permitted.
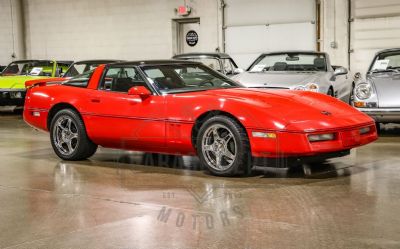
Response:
0,113,400,249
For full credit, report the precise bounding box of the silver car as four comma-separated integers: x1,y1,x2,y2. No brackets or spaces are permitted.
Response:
352,48,400,125
232,51,352,102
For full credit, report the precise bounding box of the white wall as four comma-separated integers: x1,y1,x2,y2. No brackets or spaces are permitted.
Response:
0,0,25,65
23,0,222,61
320,0,349,69
224,0,317,68
322,0,400,75
350,0,400,75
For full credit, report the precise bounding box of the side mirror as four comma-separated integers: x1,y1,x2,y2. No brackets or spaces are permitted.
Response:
128,86,151,99
233,68,245,74
333,66,348,76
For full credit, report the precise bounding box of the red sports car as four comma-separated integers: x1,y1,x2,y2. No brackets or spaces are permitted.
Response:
23,60,377,176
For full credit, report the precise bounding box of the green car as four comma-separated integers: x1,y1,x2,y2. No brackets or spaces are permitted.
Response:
0,60,72,107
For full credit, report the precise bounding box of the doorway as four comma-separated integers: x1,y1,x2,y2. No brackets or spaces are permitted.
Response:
173,18,200,55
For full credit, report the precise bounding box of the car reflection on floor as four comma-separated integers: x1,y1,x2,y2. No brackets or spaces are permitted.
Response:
91,148,358,179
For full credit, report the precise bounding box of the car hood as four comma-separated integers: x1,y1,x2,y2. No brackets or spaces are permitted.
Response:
369,73,400,108
200,88,372,131
0,75,49,89
232,71,325,88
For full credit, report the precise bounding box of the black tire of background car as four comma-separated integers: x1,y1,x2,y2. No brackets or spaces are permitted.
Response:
50,109,97,160
349,83,355,105
375,122,381,135
196,115,252,176
327,87,334,97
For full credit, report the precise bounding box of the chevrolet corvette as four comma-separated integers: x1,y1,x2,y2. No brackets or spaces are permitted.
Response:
24,60,377,176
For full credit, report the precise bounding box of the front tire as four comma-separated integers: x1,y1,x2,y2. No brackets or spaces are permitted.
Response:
196,115,252,176
50,109,97,160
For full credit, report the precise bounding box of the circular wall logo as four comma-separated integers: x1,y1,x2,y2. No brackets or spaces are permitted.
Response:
186,30,198,47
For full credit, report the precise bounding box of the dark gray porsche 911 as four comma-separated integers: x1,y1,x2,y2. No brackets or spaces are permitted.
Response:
353,48,400,125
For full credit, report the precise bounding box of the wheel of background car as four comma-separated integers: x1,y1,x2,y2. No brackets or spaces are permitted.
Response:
327,88,334,97
375,122,381,135
196,115,252,176
50,109,97,160
349,84,355,105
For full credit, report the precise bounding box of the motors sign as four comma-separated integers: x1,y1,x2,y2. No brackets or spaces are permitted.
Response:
186,30,198,47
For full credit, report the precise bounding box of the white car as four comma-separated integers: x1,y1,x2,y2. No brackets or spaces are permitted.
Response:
232,51,352,102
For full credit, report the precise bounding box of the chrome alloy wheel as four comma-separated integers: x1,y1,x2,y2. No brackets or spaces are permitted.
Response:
201,124,237,171
52,115,79,156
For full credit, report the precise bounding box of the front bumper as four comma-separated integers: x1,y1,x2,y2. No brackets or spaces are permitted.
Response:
253,150,350,168
356,108,400,122
0,89,26,106
247,123,377,160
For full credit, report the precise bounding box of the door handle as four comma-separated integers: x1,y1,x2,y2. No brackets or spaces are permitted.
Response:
91,98,101,103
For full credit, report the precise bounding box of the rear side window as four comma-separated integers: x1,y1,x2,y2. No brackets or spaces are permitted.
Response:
62,70,93,88
99,66,149,93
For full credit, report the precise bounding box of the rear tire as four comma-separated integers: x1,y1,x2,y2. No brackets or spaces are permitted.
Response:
50,109,97,160
196,115,252,176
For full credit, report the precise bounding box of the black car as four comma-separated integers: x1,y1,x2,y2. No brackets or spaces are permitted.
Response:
63,60,123,78
172,52,243,77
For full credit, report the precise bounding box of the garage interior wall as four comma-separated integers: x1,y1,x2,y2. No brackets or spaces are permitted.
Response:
22,0,222,61
224,0,317,69
350,0,400,75
1,0,398,75
0,0,25,65
320,0,349,71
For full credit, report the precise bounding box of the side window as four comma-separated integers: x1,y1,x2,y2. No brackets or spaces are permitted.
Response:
222,59,234,74
100,66,148,93
63,70,93,88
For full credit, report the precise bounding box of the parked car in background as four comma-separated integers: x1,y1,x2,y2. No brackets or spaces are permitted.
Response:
0,60,72,108
173,52,243,77
24,59,122,90
24,60,377,176
63,60,122,78
232,51,352,102
352,48,400,127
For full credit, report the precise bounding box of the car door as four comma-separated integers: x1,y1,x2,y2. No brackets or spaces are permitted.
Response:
84,66,166,151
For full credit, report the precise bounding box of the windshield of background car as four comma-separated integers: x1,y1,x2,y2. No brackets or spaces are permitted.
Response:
1,61,54,76
62,69,94,88
64,63,101,78
141,64,239,94
370,51,400,72
182,58,223,72
249,53,327,72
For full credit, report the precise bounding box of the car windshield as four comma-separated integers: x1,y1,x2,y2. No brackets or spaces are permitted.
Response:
62,69,94,88
370,51,400,73
249,53,327,72
141,64,239,94
64,62,102,78
1,61,55,76
178,57,237,74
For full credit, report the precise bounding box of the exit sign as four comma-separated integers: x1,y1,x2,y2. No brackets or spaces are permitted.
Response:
177,5,191,16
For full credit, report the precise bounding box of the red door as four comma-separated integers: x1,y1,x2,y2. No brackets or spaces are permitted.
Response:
83,66,166,151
